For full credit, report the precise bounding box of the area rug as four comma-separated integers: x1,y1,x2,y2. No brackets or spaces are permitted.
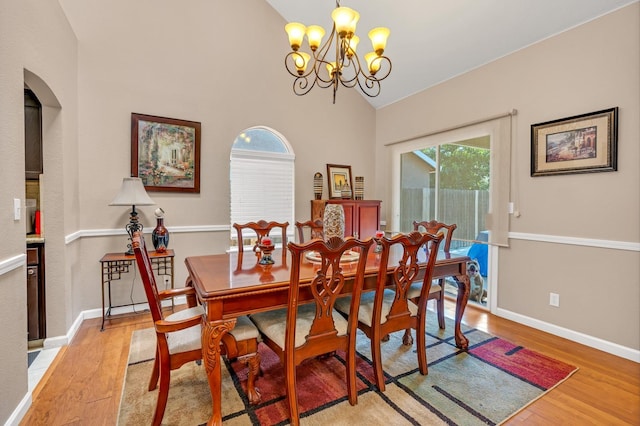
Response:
118,314,577,425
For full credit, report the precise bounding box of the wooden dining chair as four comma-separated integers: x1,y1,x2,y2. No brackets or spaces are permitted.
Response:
294,219,324,242
233,220,289,253
132,232,262,426
410,220,457,329
335,231,443,392
250,236,374,426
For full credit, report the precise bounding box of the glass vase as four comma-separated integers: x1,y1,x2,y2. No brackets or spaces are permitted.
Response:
152,217,169,253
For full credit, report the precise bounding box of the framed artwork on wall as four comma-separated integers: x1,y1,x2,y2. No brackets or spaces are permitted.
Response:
326,163,353,199
131,113,201,192
531,107,618,177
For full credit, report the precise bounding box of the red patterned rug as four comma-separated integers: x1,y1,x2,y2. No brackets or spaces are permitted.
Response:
119,314,577,425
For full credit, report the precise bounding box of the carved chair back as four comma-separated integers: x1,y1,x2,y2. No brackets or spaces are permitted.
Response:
233,220,289,253
294,219,324,243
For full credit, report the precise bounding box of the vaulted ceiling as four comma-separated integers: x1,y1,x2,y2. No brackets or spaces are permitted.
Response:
266,0,636,108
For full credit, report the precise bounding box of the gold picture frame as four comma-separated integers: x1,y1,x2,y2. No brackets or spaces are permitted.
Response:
531,107,618,177
326,164,353,199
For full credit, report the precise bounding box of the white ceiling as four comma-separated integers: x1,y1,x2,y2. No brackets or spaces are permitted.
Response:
265,0,636,109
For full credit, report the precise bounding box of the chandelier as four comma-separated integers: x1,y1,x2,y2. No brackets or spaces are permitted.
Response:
284,1,391,103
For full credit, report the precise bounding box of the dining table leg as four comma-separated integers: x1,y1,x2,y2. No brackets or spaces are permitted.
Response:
453,272,470,350
201,317,237,426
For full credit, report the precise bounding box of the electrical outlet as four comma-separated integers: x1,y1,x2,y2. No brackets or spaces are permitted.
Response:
549,292,560,307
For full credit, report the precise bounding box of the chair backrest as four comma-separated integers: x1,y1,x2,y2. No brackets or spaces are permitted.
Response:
233,220,289,253
412,220,457,252
286,236,373,356
375,231,443,325
294,219,324,243
131,231,165,324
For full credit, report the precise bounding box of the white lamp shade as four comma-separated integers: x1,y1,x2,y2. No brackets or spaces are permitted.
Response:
109,177,155,206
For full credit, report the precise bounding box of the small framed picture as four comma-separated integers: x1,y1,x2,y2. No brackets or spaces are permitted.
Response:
326,164,353,199
531,107,618,177
131,113,201,192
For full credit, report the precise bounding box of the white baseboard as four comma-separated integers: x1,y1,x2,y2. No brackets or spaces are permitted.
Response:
7,295,189,425
43,296,188,350
495,307,640,363
4,392,31,426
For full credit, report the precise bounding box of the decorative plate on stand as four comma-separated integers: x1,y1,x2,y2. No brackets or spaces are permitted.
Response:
305,250,360,263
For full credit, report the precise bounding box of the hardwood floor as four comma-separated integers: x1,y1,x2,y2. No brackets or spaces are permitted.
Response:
20,301,640,425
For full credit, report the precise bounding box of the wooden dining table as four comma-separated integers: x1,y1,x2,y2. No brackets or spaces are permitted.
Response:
185,246,471,426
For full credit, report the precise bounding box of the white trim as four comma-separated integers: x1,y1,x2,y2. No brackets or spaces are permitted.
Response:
65,225,229,244
509,232,640,252
7,297,186,426
4,392,31,426
0,254,26,275
59,228,640,252
495,307,640,363
41,296,187,350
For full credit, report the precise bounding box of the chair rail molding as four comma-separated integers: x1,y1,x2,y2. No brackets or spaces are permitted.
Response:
0,254,26,276
509,232,640,252
62,227,640,252
65,224,229,244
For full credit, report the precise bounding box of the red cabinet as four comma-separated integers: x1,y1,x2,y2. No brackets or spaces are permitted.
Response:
311,199,381,239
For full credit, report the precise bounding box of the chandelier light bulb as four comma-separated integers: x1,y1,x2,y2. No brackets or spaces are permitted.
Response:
365,52,381,75
294,52,310,75
332,7,359,38
285,22,306,51
347,35,359,58
306,25,326,51
368,27,390,56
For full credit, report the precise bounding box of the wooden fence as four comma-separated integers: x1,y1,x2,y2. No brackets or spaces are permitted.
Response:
399,188,489,251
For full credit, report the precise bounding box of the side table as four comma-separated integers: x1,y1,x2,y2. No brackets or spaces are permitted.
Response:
99,249,175,331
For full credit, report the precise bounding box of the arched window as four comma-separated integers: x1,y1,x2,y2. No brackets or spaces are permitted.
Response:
230,126,295,248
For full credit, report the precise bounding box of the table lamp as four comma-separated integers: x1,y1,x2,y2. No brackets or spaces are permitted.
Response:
109,177,155,254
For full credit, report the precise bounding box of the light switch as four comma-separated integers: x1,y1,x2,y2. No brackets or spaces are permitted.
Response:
14,198,21,221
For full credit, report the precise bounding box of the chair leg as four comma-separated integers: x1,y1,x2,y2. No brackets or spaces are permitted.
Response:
402,329,413,346
148,348,160,391
153,358,171,426
346,338,358,406
437,279,446,329
371,333,386,392
244,353,262,404
284,359,300,426
416,318,428,376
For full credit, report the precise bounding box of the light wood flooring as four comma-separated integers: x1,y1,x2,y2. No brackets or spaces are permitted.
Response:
20,301,640,425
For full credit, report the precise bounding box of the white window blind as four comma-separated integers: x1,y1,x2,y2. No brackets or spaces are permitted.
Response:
230,127,295,243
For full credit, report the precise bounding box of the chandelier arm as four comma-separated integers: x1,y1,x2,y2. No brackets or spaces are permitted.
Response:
292,75,317,96
355,76,382,98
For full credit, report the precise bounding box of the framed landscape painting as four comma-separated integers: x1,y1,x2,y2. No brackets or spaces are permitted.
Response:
131,113,201,192
531,107,618,177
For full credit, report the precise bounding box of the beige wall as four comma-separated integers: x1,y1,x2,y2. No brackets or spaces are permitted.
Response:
0,0,78,422
375,4,639,352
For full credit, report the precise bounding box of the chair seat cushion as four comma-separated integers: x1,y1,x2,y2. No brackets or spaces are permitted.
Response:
336,289,418,327
165,306,204,355
164,306,259,354
229,315,260,341
250,303,348,349
406,281,442,299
